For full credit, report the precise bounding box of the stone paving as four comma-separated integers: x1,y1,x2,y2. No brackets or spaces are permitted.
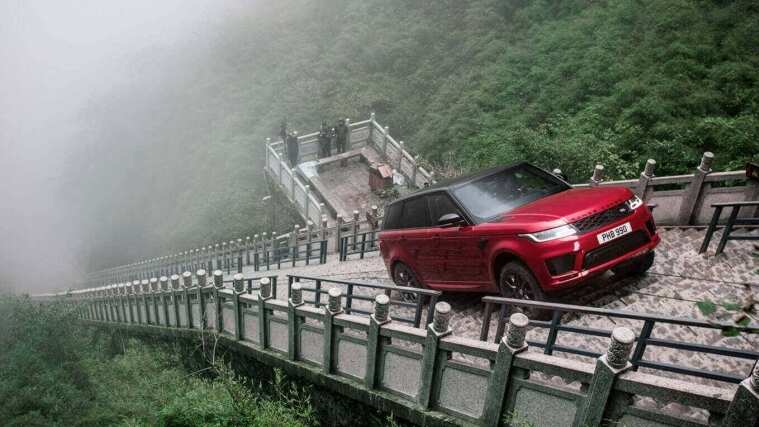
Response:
238,228,758,396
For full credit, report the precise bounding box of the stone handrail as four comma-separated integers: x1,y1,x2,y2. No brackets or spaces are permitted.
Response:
37,277,759,427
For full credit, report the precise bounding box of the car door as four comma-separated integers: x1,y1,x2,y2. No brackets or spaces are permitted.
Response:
427,192,488,286
397,196,437,284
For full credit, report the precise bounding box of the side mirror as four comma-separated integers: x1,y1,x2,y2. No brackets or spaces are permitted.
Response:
438,213,465,228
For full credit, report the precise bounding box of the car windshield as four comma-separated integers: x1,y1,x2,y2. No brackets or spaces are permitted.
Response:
451,165,569,223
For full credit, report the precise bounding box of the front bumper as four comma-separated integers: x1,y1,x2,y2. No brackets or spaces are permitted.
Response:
524,207,660,292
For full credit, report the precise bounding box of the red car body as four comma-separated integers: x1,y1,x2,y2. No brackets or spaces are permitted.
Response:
379,163,660,294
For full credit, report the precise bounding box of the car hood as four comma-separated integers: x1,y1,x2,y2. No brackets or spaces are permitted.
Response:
497,186,633,230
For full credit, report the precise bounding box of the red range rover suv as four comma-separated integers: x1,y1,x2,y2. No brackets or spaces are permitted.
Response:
379,163,660,303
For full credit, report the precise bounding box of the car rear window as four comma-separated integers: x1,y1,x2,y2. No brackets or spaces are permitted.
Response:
399,196,430,229
382,202,403,230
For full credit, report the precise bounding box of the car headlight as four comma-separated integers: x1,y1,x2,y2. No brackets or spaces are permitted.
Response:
520,224,578,243
626,195,643,210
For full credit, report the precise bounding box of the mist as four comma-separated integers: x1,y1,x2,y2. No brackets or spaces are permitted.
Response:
0,0,251,292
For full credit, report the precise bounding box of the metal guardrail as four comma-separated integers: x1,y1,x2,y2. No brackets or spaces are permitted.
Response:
338,230,379,261
480,296,759,384
286,274,440,328
699,201,759,255
254,240,328,271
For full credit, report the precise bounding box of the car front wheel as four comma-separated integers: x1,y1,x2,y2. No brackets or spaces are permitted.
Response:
498,261,549,319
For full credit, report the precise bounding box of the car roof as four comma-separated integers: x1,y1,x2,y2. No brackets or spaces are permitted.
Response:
389,161,529,205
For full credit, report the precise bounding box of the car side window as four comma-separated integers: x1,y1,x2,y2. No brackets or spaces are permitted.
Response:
399,196,431,229
382,202,403,230
428,192,463,225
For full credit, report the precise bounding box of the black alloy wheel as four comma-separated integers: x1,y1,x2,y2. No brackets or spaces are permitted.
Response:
498,261,550,320
392,262,422,303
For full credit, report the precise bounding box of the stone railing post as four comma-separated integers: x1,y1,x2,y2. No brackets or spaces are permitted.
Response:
132,280,142,323
483,312,529,425
365,294,390,388
212,270,223,330
677,152,714,225
170,274,180,327
352,210,360,247
322,288,343,374
182,271,192,327
287,283,304,361
196,269,207,329
636,159,656,199
321,216,328,241
245,236,252,266
257,277,273,347
159,276,170,326
722,361,759,426
335,215,344,254
418,302,453,408
578,327,635,426
232,273,244,340
590,164,605,187
149,277,160,323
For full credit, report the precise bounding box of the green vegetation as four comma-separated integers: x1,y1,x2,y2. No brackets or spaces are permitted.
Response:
0,295,314,426
67,0,759,271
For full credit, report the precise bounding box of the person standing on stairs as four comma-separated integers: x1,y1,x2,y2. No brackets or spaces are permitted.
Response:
286,131,299,167
318,121,331,158
335,118,350,166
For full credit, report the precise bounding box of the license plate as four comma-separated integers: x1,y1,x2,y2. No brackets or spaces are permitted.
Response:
597,222,631,244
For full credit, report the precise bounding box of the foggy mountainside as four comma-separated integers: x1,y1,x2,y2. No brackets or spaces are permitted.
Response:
3,0,759,288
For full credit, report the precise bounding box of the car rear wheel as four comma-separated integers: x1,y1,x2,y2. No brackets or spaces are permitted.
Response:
498,261,550,320
612,251,655,277
392,262,422,303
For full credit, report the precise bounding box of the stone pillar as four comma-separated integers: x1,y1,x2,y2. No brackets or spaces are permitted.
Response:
677,152,714,225
195,269,207,329
578,327,635,426
335,215,344,254
322,288,343,374
590,164,605,187
257,277,273,347
287,283,304,361
483,313,530,425
418,302,453,408
636,159,656,199
722,362,759,426
365,294,391,388
232,273,244,340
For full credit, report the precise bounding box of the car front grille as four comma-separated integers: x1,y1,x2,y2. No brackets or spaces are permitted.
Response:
582,231,650,269
572,202,632,234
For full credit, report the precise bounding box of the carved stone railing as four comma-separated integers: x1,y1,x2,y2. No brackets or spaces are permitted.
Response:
35,277,759,427
574,154,758,226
